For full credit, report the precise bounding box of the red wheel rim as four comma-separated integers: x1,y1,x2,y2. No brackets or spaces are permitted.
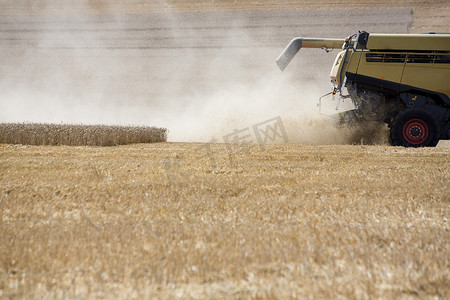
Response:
403,119,428,145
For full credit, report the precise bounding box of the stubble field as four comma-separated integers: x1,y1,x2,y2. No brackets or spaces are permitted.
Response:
1,143,449,298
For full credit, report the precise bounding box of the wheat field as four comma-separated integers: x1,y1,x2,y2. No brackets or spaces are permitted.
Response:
1,143,449,298
0,123,167,146
1,0,450,298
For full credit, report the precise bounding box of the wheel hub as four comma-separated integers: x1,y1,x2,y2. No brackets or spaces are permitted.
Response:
410,127,421,137
403,119,428,145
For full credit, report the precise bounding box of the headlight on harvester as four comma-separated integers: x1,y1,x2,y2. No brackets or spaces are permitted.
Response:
330,50,346,86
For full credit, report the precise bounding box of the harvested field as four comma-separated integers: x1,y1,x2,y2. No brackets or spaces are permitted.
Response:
1,0,448,32
0,123,167,146
1,143,449,298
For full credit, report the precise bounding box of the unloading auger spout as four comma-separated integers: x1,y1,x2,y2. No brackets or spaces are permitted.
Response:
276,37,346,71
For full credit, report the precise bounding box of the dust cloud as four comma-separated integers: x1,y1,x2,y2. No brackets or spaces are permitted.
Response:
0,5,403,145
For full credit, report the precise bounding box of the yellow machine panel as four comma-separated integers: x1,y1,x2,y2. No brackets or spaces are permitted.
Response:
401,55,450,97
367,34,450,51
356,52,405,84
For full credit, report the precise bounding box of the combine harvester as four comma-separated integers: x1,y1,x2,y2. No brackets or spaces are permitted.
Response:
277,31,450,147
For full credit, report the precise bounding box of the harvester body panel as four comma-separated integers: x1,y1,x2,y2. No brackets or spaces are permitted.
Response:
347,51,450,102
366,34,450,51
401,55,450,99
353,52,405,89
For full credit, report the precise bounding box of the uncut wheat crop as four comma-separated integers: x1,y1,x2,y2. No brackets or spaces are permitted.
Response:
0,123,167,146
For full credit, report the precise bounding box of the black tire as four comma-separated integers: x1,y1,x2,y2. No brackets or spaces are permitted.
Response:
390,108,440,147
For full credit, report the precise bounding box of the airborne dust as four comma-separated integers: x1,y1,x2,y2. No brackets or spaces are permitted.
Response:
0,5,412,144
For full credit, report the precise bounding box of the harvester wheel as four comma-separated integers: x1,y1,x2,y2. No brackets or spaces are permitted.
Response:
390,108,439,147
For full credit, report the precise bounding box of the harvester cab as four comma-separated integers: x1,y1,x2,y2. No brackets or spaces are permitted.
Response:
277,31,450,147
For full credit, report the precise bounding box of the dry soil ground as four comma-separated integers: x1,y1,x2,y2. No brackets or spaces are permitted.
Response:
1,0,450,299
